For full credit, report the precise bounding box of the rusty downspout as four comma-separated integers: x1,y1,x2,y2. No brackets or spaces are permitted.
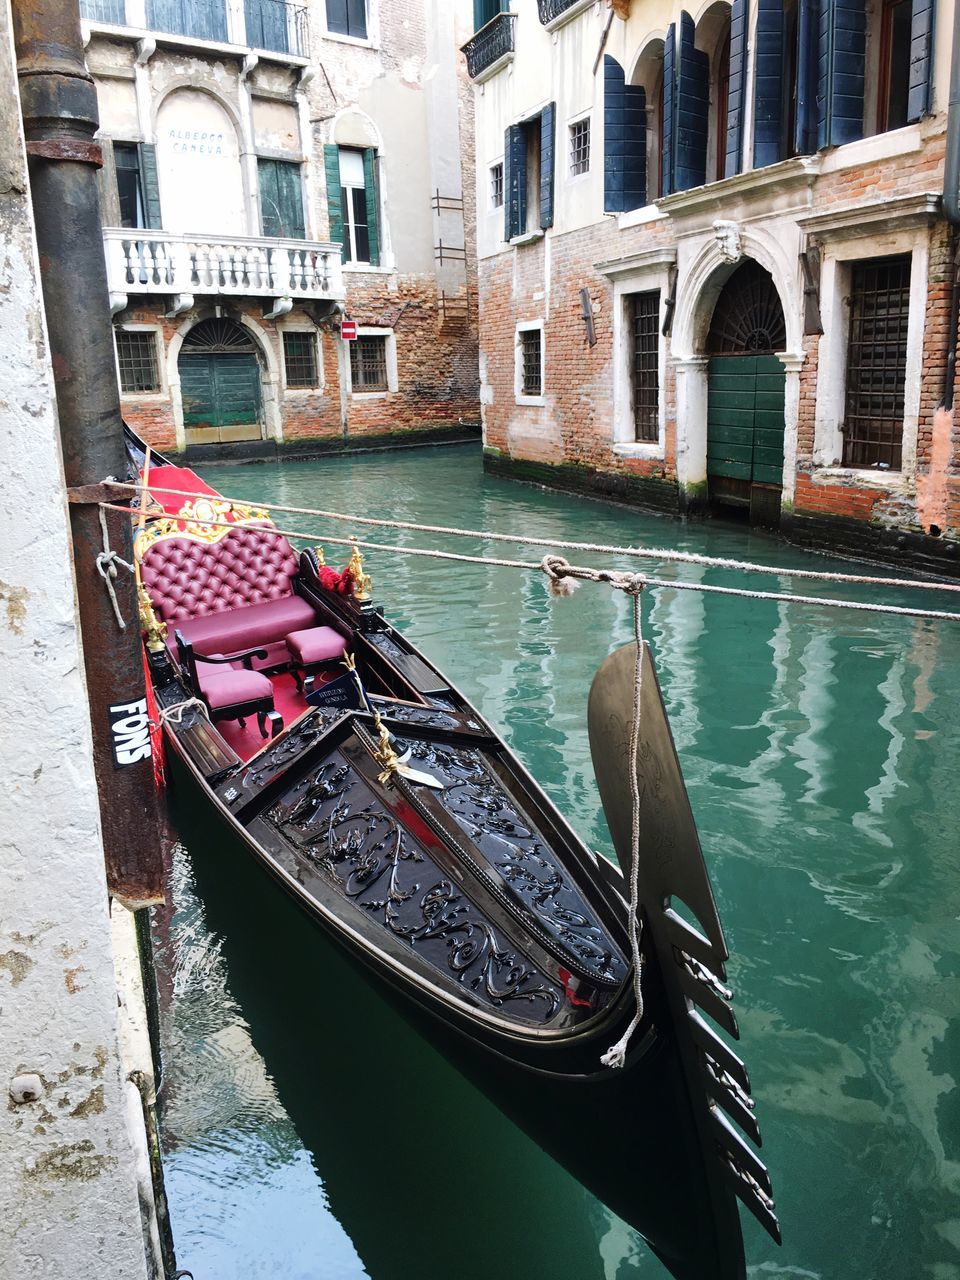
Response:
10,0,165,905
941,3,960,408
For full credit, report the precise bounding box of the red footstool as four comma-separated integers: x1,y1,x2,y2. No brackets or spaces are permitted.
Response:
285,625,348,692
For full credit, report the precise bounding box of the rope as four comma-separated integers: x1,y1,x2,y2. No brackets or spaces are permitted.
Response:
119,479,960,597
158,698,209,725
599,580,646,1070
106,504,960,623
96,505,135,630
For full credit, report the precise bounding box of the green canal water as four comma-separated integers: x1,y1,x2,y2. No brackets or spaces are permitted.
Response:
154,443,960,1280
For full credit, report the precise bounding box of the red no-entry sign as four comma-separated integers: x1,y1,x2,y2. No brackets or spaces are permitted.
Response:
340,319,357,341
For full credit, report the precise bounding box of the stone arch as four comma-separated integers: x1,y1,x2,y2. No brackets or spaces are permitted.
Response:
167,308,283,449
330,107,383,151
154,85,247,237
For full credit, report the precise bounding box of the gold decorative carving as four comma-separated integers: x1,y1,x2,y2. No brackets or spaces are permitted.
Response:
138,584,167,652
134,496,273,560
347,538,372,602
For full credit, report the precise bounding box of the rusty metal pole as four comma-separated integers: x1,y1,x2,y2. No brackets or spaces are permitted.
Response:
11,0,165,905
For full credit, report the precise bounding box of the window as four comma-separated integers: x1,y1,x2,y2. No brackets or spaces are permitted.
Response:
629,292,659,443
116,330,161,393
351,335,388,391
504,105,555,238
245,0,303,55
283,331,319,388
258,159,305,239
842,255,911,470
490,162,504,209
327,145,380,266
145,0,227,42
325,0,366,39
569,117,590,176
877,0,911,132
519,328,543,397
110,143,161,230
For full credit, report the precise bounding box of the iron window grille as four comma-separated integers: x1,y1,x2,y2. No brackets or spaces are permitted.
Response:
629,291,660,442
491,162,504,209
283,331,319,389
842,254,911,470
351,336,389,391
520,329,543,397
569,117,591,176
116,329,161,394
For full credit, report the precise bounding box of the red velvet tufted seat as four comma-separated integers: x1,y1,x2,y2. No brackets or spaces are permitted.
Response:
140,524,319,662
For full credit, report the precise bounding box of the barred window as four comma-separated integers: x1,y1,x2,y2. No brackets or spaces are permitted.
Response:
629,291,659,442
490,162,504,209
519,328,542,397
116,329,160,393
843,255,911,470
351,335,389,391
569,117,590,177
283,331,319,389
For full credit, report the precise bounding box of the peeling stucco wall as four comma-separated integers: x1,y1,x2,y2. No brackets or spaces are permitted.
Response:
0,9,153,1278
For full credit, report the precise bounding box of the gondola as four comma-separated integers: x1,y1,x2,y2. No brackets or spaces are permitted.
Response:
125,429,780,1279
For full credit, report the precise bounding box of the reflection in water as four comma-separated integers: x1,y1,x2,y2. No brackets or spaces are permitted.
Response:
156,445,960,1280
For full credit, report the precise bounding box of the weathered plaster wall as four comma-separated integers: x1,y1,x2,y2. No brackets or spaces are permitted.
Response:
0,13,153,1277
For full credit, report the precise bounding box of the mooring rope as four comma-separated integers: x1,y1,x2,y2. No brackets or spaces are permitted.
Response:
158,697,209,725
118,479,960,598
96,505,135,630
106,503,960,623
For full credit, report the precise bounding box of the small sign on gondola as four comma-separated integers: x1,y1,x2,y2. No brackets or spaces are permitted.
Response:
340,319,357,342
108,698,153,768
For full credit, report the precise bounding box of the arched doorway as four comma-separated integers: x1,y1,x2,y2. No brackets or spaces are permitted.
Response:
178,318,263,446
705,260,787,526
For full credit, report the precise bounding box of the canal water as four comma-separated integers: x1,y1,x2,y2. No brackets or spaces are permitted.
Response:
153,443,960,1280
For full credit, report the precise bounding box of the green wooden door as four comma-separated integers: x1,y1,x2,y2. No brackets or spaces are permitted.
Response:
180,352,262,443
707,354,784,519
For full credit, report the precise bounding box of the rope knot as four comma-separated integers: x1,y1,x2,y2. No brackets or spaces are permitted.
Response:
622,573,646,598
541,554,580,598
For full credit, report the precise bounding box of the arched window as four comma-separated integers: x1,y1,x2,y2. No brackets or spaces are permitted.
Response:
631,40,664,201
694,3,733,185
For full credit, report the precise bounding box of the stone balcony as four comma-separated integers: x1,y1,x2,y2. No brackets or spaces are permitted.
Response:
103,228,345,318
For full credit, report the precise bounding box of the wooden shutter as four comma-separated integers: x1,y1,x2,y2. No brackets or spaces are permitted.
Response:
277,162,305,239
326,0,348,33
245,0,289,51
623,85,647,211
906,0,935,122
662,24,676,196
794,0,819,154
605,56,648,213
258,159,281,237
539,103,556,229
362,148,380,266
724,0,747,177
323,145,345,254
753,0,784,168
675,11,709,192
817,0,865,148
504,124,526,240
138,143,162,230
97,139,120,227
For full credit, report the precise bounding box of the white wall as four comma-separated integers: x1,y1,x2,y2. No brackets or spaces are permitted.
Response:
0,12,154,1277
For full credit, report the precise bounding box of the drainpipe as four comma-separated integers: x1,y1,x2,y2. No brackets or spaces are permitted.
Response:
941,3,960,407
11,0,165,905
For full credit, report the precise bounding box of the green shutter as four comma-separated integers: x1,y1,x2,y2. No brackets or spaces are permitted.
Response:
138,142,162,230
324,144,345,256
258,158,281,237
97,139,120,226
277,162,305,239
362,148,380,267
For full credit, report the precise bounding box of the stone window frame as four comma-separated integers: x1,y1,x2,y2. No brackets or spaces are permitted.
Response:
809,220,930,486
514,320,546,408
114,323,167,400
279,325,323,393
597,248,674,458
320,0,379,49
349,326,398,399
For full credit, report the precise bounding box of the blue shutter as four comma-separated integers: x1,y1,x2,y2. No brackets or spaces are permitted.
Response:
662,24,676,196
753,0,784,168
817,0,865,148
724,0,747,177
504,124,526,240
624,85,647,210
675,11,709,192
540,103,556,229
794,0,818,154
604,56,627,212
906,0,935,122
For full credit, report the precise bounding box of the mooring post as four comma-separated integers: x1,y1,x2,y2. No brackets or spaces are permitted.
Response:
10,0,165,905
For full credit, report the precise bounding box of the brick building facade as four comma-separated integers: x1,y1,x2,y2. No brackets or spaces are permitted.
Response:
464,0,960,572
84,0,480,457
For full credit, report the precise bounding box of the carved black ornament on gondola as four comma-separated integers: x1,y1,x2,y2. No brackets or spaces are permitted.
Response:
266,751,564,1019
